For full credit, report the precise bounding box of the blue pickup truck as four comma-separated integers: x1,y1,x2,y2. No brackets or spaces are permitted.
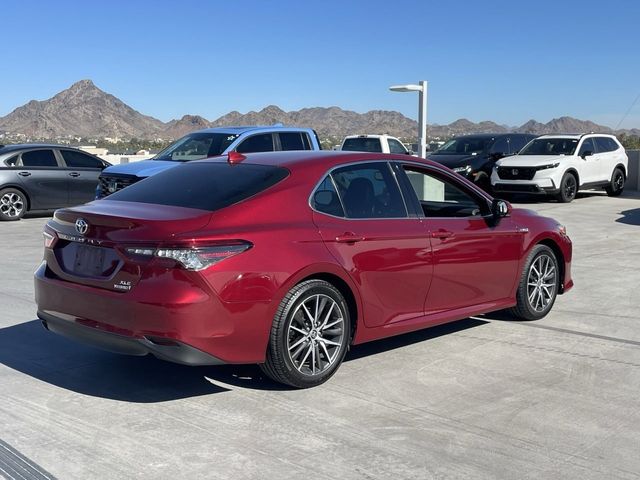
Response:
96,125,322,198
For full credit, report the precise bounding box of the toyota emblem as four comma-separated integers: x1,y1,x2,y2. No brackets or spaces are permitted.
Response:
75,218,89,235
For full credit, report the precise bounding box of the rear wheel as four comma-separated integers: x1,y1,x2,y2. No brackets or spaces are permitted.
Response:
0,188,27,221
509,245,559,320
605,168,625,197
261,280,351,388
556,172,577,203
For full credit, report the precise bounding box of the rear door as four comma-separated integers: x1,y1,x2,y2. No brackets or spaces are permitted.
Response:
59,149,107,205
277,131,312,151
311,161,433,328
593,137,618,180
397,163,523,313
17,149,68,209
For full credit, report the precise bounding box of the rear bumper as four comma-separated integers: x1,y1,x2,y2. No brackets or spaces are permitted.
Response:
39,311,224,365
34,262,273,365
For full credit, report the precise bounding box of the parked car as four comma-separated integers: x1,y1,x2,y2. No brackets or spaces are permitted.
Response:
428,134,536,191
491,134,628,202
96,126,322,198
340,134,410,154
36,151,573,388
0,144,110,221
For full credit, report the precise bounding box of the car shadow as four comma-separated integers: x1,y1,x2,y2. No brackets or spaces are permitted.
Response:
616,208,640,226
0,318,488,401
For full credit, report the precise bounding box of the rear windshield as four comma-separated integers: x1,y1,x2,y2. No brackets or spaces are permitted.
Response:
106,162,289,211
342,138,383,153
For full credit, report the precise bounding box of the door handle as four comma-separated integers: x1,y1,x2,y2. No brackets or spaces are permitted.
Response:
18,171,31,177
68,172,81,177
431,230,454,239
335,232,365,243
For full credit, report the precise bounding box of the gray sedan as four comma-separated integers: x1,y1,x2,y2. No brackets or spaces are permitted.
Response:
0,144,110,221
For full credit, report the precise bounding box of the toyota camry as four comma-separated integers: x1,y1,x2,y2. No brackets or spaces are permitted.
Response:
35,151,573,388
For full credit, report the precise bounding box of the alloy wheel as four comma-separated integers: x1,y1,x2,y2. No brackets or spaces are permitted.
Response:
614,171,624,191
287,294,345,376
564,176,576,200
526,254,557,312
0,192,24,218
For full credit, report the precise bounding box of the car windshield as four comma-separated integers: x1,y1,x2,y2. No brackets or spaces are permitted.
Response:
519,138,578,156
435,137,491,155
154,132,240,162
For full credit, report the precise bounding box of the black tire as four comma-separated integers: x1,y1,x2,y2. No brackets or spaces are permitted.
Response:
556,172,577,203
0,188,27,221
509,244,559,321
605,168,625,197
260,279,351,388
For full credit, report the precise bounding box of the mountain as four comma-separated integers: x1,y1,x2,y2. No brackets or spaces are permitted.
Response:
0,80,637,141
0,80,165,138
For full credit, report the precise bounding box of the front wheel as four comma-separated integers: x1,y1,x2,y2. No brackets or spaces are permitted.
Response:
605,168,625,197
0,188,27,221
556,172,577,203
509,245,559,320
260,279,351,388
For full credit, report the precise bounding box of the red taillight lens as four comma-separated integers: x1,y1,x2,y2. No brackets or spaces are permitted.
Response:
43,230,57,249
124,242,251,271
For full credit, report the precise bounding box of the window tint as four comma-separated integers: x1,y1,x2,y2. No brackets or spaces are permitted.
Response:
388,139,407,154
594,137,618,153
236,134,274,153
107,163,289,211
5,154,19,166
508,136,530,154
21,150,58,167
520,138,578,156
61,150,104,168
489,137,509,154
279,132,305,151
403,166,485,218
311,175,345,217
154,132,240,161
578,138,596,156
331,163,406,218
341,137,383,153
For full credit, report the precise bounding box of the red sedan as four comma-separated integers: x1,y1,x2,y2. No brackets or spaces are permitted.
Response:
35,151,573,388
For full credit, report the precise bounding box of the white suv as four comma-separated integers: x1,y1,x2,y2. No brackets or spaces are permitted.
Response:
340,134,410,154
491,134,628,202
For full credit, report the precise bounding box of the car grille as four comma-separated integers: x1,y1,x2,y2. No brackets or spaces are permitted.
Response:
98,174,140,197
496,166,536,180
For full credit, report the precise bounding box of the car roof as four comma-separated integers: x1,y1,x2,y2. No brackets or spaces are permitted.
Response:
0,143,88,155
451,133,532,140
195,150,440,171
536,133,617,139
191,125,314,135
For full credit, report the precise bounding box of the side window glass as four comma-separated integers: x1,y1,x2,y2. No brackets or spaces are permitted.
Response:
61,150,104,168
331,163,406,219
279,132,305,151
594,137,613,153
578,138,595,156
236,134,274,153
311,175,344,217
490,137,509,155
403,166,485,218
5,154,19,166
302,133,312,150
21,150,58,167
607,138,619,151
388,139,407,154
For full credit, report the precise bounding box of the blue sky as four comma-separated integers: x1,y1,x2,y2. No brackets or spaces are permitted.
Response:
2,0,639,128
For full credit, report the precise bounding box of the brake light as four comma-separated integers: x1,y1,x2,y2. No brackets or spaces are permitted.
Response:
124,242,251,271
43,230,57,249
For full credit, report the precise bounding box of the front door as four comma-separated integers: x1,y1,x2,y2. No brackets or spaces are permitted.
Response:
397,163,523,313
311,162,433,328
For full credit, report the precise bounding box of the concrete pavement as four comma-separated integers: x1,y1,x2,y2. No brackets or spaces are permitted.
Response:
0,192,639,479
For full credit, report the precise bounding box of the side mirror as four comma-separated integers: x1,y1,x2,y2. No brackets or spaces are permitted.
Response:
492,198,511,218
580,150,593,159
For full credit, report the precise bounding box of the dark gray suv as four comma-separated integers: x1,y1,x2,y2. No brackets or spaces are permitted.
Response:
0,144,110,221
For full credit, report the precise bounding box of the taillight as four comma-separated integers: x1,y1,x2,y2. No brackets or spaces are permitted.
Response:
124,242,251,271
43,230,57,249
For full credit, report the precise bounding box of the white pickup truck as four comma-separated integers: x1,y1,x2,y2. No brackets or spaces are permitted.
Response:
340,134,410,155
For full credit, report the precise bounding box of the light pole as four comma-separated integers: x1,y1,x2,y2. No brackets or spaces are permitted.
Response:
389,80,427,158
